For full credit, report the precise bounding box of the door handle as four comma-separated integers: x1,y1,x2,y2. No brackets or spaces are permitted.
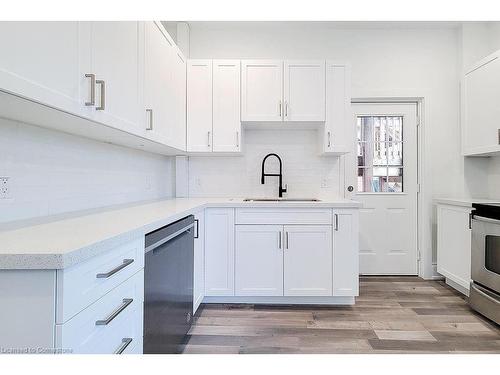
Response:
114,338,133,354
95,298,133,326
207,131,211,148
96,79,105,110
85,73,96,106
278,231,282,249
96,259,134,279
285,101,288,118
285,231,289,249
146,109,153,131
327,131,331,148
278,100,282,117
236,131,239,148
334,214,339,231
194,219,199,239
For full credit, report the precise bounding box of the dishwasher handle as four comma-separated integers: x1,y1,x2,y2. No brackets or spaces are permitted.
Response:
145,222,194,253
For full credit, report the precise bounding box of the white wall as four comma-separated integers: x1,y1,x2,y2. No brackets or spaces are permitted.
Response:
0,118,175,224
188,129,340,199
188,22,472,278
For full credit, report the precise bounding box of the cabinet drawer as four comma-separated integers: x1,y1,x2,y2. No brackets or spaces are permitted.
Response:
56,236,145,323
55,269,144,354
236,208,332,225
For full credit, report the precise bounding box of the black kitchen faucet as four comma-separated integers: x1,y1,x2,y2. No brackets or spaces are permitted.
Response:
261,153,287,198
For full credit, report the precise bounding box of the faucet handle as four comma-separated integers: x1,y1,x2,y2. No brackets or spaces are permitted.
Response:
283,184,288,194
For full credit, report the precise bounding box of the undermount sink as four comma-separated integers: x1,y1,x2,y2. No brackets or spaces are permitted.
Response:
243,198,321,202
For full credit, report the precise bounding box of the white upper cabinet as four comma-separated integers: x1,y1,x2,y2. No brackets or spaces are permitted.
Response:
187,60,213,152
144,22,175,143
213,60,241,152
235,225,284,296
171,51,187,151
284,60,326,122
86,22,144,135
283,225,333,296
462,51,500,156
241,60,283,122
321,62,352,155
0,22,84,115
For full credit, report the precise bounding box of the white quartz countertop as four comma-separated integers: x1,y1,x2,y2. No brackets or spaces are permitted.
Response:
0,197,361,270
433,197,500,208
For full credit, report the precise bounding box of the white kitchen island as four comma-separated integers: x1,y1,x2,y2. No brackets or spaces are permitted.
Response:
0,198,360,354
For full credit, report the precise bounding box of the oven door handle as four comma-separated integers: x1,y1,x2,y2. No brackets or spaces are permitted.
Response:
472,215,500,225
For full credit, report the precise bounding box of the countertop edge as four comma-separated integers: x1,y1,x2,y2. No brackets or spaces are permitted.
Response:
0,199,362,270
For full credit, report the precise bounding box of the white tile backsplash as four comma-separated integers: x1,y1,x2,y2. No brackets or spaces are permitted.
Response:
187,129,342,199
0,119,175,223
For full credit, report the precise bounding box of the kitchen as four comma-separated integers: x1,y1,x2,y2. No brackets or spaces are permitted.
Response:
0,1,499,369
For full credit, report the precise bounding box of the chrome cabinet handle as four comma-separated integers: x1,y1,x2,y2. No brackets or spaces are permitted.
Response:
328,132,331,148
236,131,239,148
278,100,282,117
114,338,133,354
96,259,134,279
95,298,133,326
285,231,289,249
278,231,282,249
85,73,96,106
334,214,339,231
146,109,153,130
285,101,288,118
207,131,211,148
194,219,199,239
96,80,105,110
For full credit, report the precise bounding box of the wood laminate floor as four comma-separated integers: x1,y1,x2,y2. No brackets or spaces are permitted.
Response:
182,277,500,354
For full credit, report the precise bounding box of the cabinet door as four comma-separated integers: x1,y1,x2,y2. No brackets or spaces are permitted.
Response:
144,22,175,144
462,54,500,155
193,210,205,314
213,60,241,152
235,225,283,296
172,50,187,151
241,60,283,122
284,60,325,122
323,62,352,154
283,225,332,296
89,21,143,134
333,210,359,296
436,204,471,292
205,208,235,296
187,60,213,152
0,22,86,116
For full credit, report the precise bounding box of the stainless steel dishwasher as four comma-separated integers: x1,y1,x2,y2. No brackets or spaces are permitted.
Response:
144,215,194,354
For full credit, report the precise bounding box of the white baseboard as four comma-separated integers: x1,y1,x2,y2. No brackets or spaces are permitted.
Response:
202,296,355,305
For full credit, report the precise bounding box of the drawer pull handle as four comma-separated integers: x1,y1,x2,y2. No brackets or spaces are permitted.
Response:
114,338,133,354
96,259,134,279
95,298,133,326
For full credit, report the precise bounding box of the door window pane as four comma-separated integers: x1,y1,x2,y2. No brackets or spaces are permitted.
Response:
357,116,404,193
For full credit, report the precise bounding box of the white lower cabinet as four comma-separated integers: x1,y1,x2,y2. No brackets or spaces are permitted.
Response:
235,225,283,296
436,203,472,294
193,210,205,314
204,208,235,296
284,225,333,296
333,210,359,296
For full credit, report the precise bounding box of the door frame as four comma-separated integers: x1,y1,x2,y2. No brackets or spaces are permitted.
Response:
344,97,425,278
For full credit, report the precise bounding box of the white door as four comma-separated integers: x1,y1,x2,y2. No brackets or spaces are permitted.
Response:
235,225,283,296
171,50,187,151
283,225,332,296
346,103,418,275
89,22,143,134
204,208,235,296
187,60,212,152
213,60,241,152
241,60,283,122
283,60,325,122
193,210,205,314
333,210,359,296
0,22,85,115
144,22,174,142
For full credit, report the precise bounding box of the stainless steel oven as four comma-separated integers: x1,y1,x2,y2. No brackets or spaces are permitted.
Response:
470,203,500,325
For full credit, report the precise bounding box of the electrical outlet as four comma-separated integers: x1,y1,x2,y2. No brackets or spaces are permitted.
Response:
0,177,10,199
